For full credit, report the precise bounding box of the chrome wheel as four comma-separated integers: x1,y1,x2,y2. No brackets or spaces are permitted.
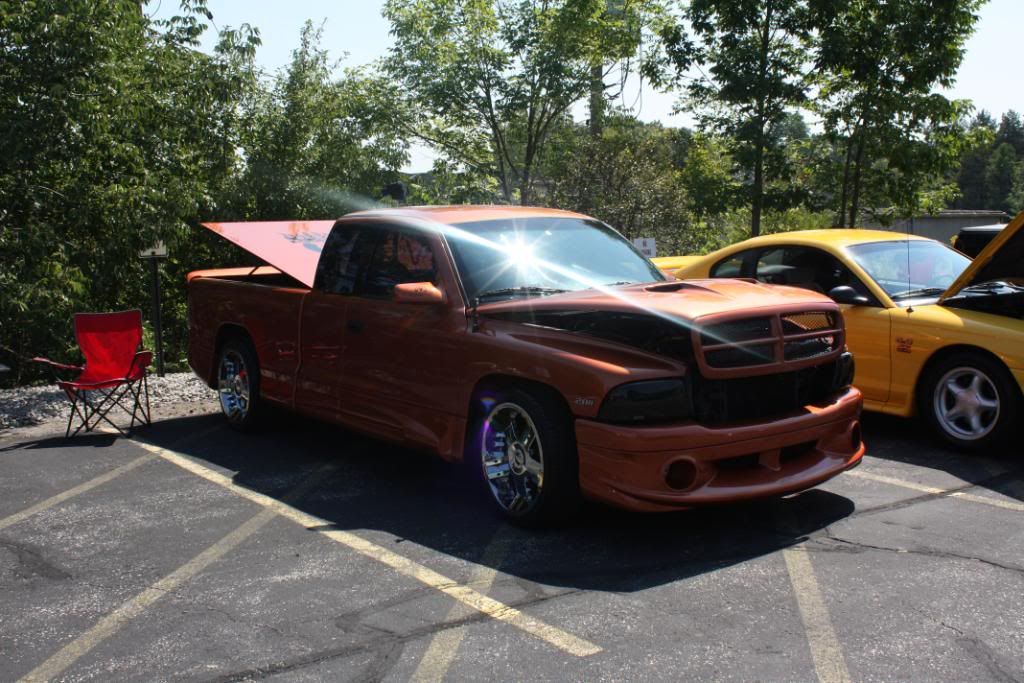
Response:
481,402,544,515
218,350,251,422
933,366,1000,441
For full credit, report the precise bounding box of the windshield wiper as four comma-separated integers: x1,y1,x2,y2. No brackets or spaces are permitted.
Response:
962,280,1024,292
475,286,570,301
602,281,635,287
891,287,946,300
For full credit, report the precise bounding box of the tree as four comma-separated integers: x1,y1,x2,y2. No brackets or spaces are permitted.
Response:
984,142,1018,213
543,116,717,254
383,0,664,205
665,0,815,236
812,0,982,226
995,110,1024,156
953,111,997,209
0,0,260,382
236,22,411,220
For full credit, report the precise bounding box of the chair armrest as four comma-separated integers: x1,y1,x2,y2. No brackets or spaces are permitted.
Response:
31,357,83,372
129,351,153,376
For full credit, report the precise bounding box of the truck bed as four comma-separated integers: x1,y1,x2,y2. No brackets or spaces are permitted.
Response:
187,267,309,405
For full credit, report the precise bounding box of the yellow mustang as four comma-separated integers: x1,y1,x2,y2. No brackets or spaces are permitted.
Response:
657,216,1024,450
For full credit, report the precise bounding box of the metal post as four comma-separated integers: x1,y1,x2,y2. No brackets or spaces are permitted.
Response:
150,257,165,377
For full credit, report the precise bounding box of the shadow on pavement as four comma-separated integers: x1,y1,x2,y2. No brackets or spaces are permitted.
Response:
860,411,1024,502
115,411,856,594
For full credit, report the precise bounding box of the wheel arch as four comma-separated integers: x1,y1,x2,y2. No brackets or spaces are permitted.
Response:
458,374,575,463
466,374,574,423
914,343,1023,413
206,323,254,388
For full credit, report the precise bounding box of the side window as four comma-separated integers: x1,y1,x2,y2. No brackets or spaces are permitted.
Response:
754,246,872,299
362,229,437,299
315,225,367,295
710,251,752,278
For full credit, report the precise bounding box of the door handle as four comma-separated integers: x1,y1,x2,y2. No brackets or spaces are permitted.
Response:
347,319,364,333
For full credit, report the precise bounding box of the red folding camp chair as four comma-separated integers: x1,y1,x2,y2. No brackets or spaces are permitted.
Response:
32,310,153,437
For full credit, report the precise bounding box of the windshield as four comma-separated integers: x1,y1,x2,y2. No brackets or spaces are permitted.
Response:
444,217,665,301
847,240,971,304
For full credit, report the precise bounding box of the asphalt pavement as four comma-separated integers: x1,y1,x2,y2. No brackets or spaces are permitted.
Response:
1,409,1022,682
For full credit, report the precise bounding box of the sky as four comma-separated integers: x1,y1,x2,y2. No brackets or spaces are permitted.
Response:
153,0,1024,172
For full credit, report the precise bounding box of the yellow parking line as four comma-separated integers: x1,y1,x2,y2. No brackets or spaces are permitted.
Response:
18,464,335,683
0,454,155,532
411,531,512,682
847,470,1024,512
783,548,852,683
132,440,602,658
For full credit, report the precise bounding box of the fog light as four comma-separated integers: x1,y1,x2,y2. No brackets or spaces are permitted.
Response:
665,459,698,490
850,422,862,449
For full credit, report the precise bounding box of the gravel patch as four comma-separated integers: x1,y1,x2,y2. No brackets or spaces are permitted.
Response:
0,372,218,432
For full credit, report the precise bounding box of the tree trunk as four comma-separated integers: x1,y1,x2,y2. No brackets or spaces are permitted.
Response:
848,134,866,227
589,63,604,138
836,133,855,227
750,0,774,238
752,137,764,237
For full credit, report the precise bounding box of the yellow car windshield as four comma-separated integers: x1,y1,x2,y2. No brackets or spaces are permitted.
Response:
847,240,971,303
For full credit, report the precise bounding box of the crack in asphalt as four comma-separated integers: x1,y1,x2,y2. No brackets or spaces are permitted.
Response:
0,537,72,581
806,531,1024,577
202,586,584,682
901,601,1023,683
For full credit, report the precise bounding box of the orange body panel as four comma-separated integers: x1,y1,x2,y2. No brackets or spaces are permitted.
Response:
188,206,863,512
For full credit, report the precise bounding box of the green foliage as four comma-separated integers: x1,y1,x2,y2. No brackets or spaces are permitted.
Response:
384,0,670,204
812,0,982,225
542,116,718,255
234,22,410,220
0,0,261,384
664,0,815,236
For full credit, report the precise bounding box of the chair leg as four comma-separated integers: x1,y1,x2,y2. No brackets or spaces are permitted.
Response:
65,391,79,438
81,388,127,436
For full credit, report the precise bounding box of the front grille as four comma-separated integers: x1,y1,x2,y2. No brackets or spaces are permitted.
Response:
694,308,843,379
693,358,842,425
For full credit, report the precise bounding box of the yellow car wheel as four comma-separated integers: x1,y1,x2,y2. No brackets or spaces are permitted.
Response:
919,351,1022,451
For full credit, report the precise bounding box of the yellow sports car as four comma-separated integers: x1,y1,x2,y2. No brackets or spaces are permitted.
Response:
658,216,1024,450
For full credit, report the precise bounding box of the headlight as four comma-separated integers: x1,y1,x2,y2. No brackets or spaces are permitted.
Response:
598,378,693,424
832,351,855,391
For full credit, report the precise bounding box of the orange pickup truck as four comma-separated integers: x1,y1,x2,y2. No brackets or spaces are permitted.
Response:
188,206,864,524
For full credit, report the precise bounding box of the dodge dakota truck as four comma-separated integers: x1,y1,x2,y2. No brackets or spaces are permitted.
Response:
188,206,864,524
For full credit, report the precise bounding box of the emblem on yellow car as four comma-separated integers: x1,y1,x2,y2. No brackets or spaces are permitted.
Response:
895,337,913,353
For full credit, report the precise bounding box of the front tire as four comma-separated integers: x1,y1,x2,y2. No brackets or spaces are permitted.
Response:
920,351,1021,451
471,387,580,526
217,337,262,432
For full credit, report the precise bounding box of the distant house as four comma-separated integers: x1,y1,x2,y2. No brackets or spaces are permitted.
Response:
861,209,1009,244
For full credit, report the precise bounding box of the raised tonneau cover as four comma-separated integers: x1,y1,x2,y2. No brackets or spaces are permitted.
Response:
200,220,335,288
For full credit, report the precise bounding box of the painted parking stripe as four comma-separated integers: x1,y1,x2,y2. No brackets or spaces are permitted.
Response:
0,454,155,532
132,439,603,658
411,531,513,682
783,548,852,683
18,464,336,683
847,470,1024,512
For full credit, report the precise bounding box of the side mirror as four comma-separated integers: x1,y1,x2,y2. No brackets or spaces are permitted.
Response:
394,281,447,305
828,285,870,306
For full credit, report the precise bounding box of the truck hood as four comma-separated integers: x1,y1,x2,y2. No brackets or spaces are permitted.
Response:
940,211,1024,302
200,220,336,288
478,279,838,324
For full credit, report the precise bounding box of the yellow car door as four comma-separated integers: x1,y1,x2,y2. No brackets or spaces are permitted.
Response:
838,304,892,405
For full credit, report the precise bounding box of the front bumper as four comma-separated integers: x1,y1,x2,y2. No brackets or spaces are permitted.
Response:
576,387,864,512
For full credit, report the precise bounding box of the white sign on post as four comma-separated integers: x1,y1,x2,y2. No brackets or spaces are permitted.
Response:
139,242,168,259
632,237,657,258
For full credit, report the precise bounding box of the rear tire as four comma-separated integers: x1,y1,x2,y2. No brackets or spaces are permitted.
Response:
919,351,1021,451
217,336,263,432
469,387,581,526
